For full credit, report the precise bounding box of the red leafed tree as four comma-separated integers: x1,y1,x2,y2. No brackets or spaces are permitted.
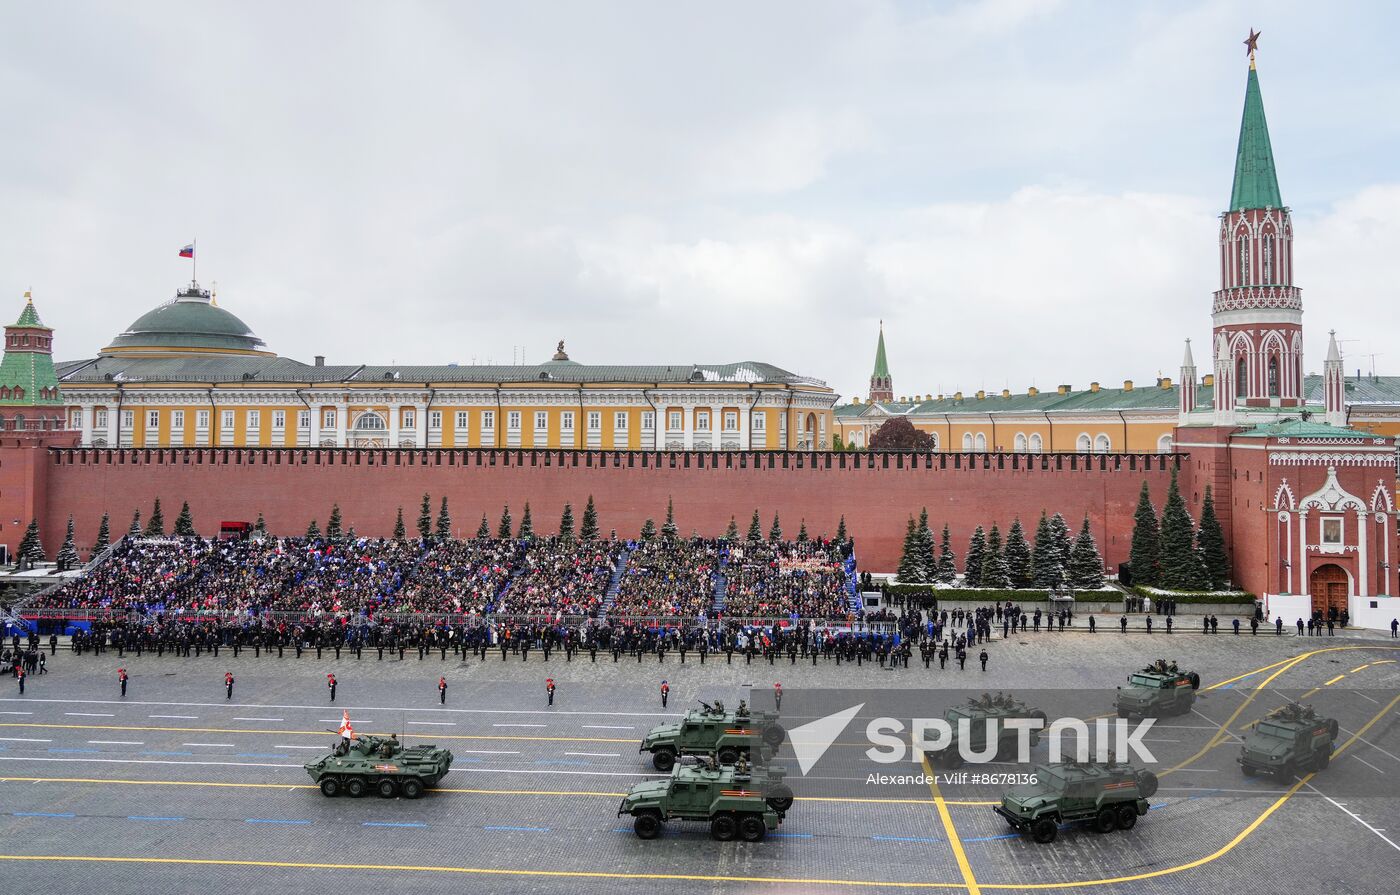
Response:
869,417,934,452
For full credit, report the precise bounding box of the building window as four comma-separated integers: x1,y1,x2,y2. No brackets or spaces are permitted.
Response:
1235,356,1248,398
1157,434,1173,453
122,410,134,429
508,412,521,430
588,411,601,430
272,410,285,429
146,410,160,429
615,412,628,430
1267,355,1280,397
696,411,710,432
962,433,973,451
530,411,545,432
297,411,309,429
70,409,82,428
1322,518,1343,545
561,411,574,430
429,411,442,429
482,410,495,429
1014,433,1027,452
1076,433,1091,452
1262,234,1274,282
323,409,336,428
752,413,765,432
95,409,108,428
668,411,682,430
172,410,185,428
1029,433,1043,453
1093,434,1111,453
455,412,469,430
723,411,737,431
222,410,235,430
403,410,416,429
1237,236,1250,285
641,411,654,430
974,433,986,451
248,410,261,430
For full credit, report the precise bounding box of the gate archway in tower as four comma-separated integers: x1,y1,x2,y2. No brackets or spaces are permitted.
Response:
1308,563,1348,617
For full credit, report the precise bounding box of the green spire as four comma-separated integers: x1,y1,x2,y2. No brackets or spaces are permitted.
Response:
1229,65,1283,211
14,293,49,330
872,322,890,379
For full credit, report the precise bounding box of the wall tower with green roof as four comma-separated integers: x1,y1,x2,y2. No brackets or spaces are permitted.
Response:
869,321,893,403
1210,38,1305,423
0,292,67,427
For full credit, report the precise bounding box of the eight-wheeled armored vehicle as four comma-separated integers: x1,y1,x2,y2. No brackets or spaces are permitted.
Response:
304,734,453,799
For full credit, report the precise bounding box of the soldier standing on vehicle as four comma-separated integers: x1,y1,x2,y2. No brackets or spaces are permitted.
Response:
327,673,338,702
439,675,447,704
118,667,128,697
224,671,234,700
660,680,669,708
546,677,556,706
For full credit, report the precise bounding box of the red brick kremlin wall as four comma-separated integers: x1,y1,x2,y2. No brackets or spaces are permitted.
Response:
7,447,1183,573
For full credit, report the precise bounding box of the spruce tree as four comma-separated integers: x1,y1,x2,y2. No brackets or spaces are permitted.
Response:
981,524,1011,587
1049,513,1073,580
580,495,599,540
1004,518,1033,588
173,501,195,537
1068,515,1105,588
326,504,343,540
797,519,809,543
305,519,321,539
17,519,44,567
518,502,534,539
145,498,165,536
747,510,763,542
640,518,657,541
1158,468,1205,589
436,497,451,540
498,505,512,539
836,515,847,543
897,516,921,583
393,507,407,540
93,513,111,556
253,512,267,536
345,526,357,541
476,513,490,540
128,510,141,538
661,497,678,539
915,509,936,581
56,516,80,571
1128,481,1161,586
418,493,432,539
769,513,783,542
935,524,957,584
1031,511,1057,587
725,516,739,540
1196,485,1230,590
559,503,575,541
964,526,987,587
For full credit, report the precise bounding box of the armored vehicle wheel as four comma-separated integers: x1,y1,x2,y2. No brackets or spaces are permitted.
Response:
377,778,397,798
710,812,738,841
1115,804,1137,830
401,779,424,799
1135,770,1159,798
717,746,740,765
1241,764,1257,777
1274,763,1294,782
762,725,786,748
345,777,366,798
765,784,794,813
319,778,341,797
1030,709,1049,725
1030,818,1058,844
652,748,676,772
1315,747,1331,770
1094,807,1117,833
633,812,662,840
1326,719,1339,741
1188,672,1200,690
738,814,767,842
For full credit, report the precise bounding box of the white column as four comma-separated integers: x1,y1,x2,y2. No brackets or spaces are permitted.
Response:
710,404,721,451
78,404,93,446
1356,509,1369,597
738,398,750,452
414,402,427,446
309,404,321,446
388,404,400,446
106,404,119,446
1297,510,1308,603
1283,514,1293,595
335,403,348,447
682,403,693,450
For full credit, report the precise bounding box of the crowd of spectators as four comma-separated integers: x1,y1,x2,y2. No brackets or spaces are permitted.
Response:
608,538,722,619
723,538,855,621
502,539,623,616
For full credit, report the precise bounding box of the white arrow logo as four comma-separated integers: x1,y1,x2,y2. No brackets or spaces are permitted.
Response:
787,703,864,775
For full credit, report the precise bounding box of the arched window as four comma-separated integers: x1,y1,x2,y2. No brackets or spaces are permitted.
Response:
353,412,387,431
1237,235,1251,285
962,432,973,451
929,432,939,451
1157,434,1174,454
1029,433,1043,453
1013,433,1027,452
1093,434,1111,453
974,433,986,452
1262,233,1274,282
12,387,22,400
1267,355,1280,397
1076,433,1091,452
13,414,25,430
1235,355,1248,398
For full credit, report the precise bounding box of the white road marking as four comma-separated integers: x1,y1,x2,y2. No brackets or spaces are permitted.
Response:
64,712,113,717
455,750,520,755
318,719,368,724
87,740,143,746
564,752,620,758
493,723,545,728
183,743,235,748
0,711,33,716
149,715,198,719
582,725,635,730
0,737,51,743
462,767,652,778
275,745,326,751
1352,755,1385,774
1311,784,1400,853
0,697,674,718
233,717,284,722
407,721,456,726
0,755,298,769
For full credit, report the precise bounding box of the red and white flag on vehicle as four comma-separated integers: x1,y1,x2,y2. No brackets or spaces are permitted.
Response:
338,710,355,740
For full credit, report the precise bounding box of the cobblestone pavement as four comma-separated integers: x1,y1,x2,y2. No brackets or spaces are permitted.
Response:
0,626,1396,894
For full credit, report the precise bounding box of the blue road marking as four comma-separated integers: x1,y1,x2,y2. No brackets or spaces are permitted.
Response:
49,748,100,754
14,812,75,818
963,833,1020,842
363,821,427,828
457,757,482,763
484,825,550,832
235,753,289,759
142,751,193,756
1220,682,1236,690
1149,804,1169,810
612,827,631,834
770,832,812,839
245,818,312,825
872,835,941,843
129,816,184,822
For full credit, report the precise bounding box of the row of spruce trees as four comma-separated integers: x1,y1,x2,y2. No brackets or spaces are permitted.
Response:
896,510,1105,590
1128,470,1231,591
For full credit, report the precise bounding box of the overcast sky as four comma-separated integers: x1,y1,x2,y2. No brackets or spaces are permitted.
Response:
3,1,1397,399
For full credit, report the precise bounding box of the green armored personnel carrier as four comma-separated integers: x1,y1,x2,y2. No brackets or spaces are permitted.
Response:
619,756,789,841
925,692,1049,769
1239,703,1339,779
1115,659,1200,719
995,759,1157,844
640,699,786,772
304,734,453,799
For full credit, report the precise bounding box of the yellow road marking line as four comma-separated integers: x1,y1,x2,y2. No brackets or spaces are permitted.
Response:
921,753,981,895
0,723,629,744
1324,674,1346,686
1350,664,1371,673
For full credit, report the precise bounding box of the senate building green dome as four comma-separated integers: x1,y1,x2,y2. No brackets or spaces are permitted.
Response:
101,283,270,356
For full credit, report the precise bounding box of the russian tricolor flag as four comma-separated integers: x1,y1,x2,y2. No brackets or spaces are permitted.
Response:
179,243,195,258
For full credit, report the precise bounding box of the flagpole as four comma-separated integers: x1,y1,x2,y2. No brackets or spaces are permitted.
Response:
192,238,197,286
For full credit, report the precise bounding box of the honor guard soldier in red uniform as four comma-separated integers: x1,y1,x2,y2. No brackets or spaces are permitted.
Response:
660,680,669,708
546,677,556,706
118,667,128,697
438,676,447,704
224,671,235,699
327,673,338,702
773,682,782,711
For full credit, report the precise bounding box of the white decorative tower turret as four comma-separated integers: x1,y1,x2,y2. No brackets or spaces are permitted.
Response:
1324,330,1346,428
1178,339,1197,422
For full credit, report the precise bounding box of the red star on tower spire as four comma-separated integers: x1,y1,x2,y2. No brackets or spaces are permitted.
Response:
1244,28,1261,67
